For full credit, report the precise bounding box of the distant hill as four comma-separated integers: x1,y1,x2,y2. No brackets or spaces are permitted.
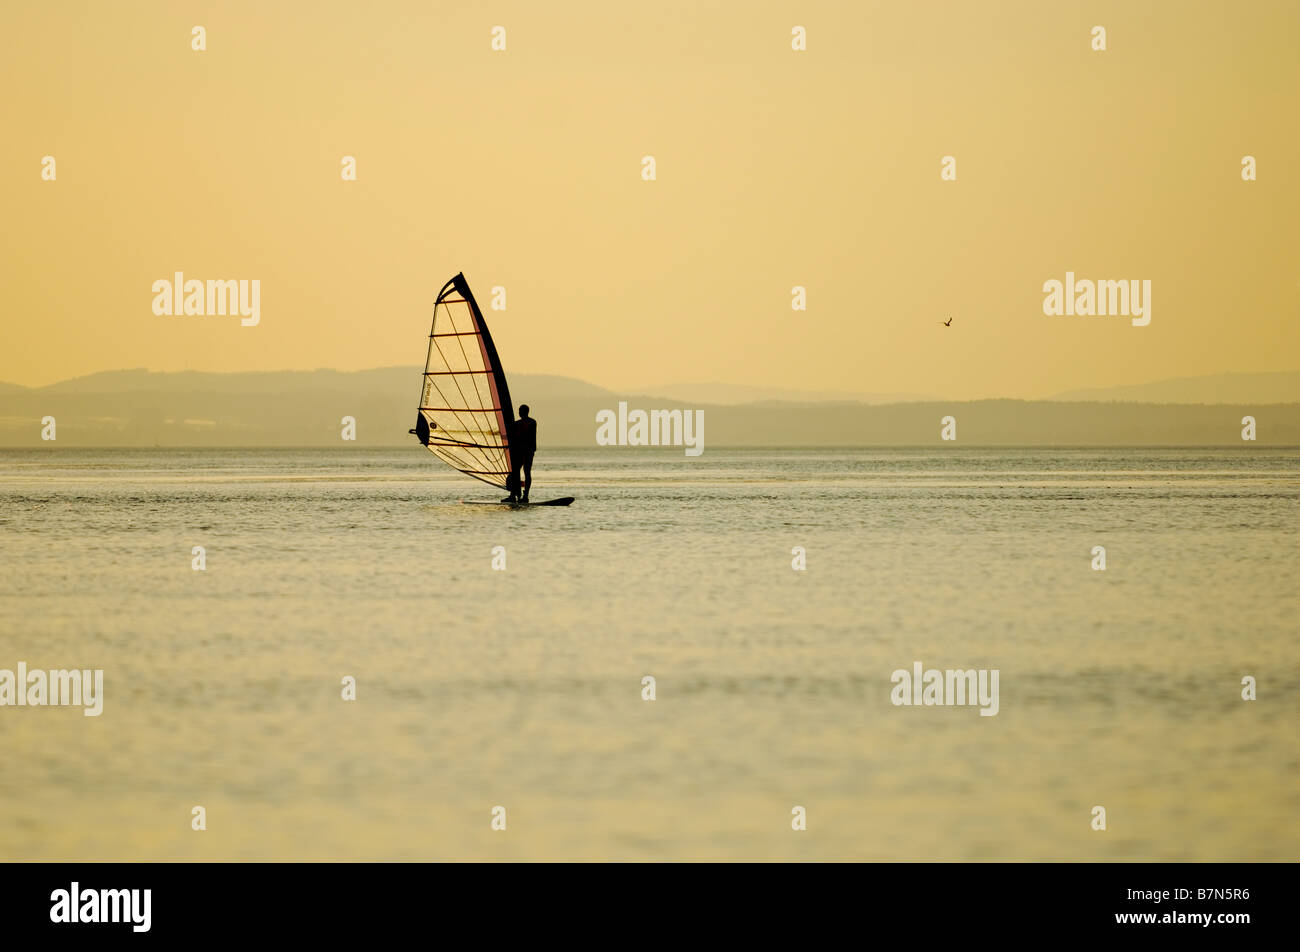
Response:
0,368,624,447
629,381,937,405
1,368,1298,446
1052,371,1300,405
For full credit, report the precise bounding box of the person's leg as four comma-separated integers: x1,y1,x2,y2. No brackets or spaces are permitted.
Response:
506,460,521,501
521,454,533,500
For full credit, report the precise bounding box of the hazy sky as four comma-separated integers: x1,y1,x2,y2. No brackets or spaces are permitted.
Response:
3,1,1297,396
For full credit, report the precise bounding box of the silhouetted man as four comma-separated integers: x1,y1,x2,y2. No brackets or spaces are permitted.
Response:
507,405,537,504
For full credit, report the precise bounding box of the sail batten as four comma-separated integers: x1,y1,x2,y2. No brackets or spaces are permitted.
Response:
416,274,514,490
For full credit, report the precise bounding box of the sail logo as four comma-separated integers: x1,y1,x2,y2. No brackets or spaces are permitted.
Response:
1042,272,1150,326
50,882,151,932
890,662,999,716
0,663,104,716
596,402,704,456
152,272,260,326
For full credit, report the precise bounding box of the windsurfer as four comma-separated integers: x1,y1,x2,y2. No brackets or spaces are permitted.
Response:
506,405,537,504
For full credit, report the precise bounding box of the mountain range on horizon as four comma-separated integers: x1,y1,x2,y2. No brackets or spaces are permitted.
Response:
2,368,1299,447
8,367,1300,404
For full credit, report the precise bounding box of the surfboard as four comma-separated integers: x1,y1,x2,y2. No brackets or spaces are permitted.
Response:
461,497,575,508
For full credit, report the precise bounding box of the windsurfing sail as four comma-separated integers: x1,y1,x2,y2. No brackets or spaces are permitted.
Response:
414,273,515,489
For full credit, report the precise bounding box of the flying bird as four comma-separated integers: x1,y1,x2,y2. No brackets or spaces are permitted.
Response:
942,316,953,327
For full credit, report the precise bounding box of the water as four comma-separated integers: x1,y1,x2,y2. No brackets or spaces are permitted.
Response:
1,447,1297,860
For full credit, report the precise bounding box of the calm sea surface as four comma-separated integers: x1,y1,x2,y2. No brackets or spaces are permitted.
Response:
1,447,1297,860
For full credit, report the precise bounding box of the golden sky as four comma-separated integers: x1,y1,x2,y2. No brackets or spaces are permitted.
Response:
3,0,1297,397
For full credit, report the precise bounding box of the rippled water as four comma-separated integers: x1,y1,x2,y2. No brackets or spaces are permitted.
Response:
1,447,1297,860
